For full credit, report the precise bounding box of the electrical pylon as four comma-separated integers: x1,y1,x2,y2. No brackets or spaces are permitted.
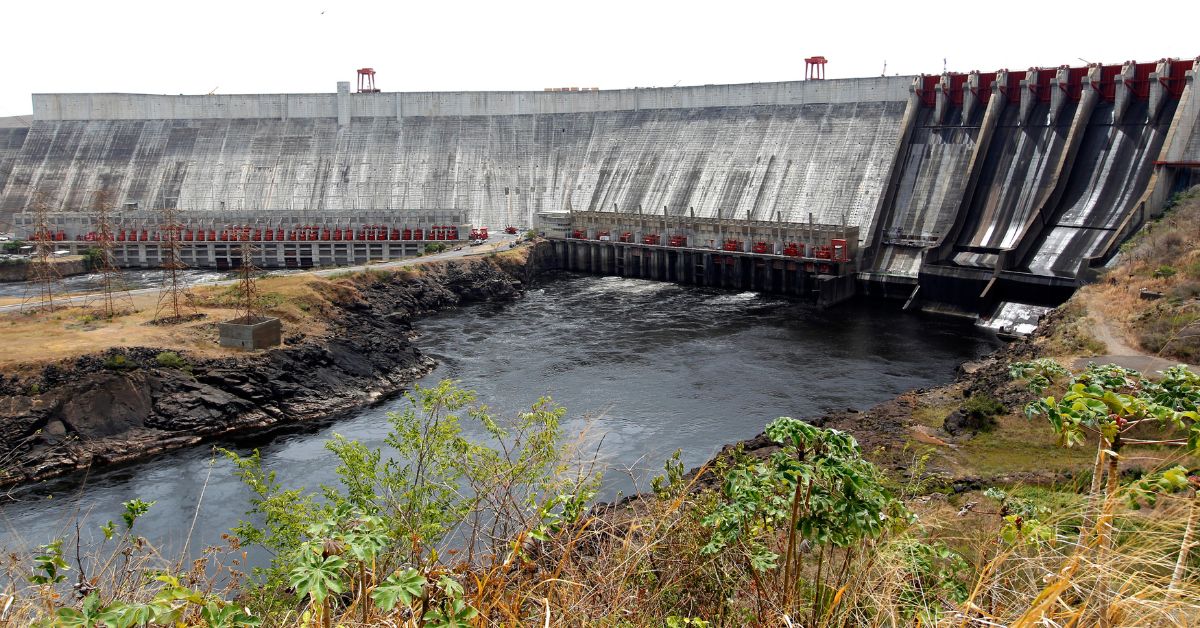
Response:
154,203,194,322
20,194,63,313
236,230,260,322
84,190,134,317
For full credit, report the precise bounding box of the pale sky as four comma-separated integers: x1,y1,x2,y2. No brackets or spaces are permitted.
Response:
2,0,1198,117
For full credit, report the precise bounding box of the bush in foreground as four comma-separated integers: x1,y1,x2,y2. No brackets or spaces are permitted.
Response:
2,373,1198,626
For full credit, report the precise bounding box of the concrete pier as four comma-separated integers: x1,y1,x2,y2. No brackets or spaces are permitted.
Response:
549,238,856,307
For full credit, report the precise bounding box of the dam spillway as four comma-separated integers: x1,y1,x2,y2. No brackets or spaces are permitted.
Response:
1,58,1198,316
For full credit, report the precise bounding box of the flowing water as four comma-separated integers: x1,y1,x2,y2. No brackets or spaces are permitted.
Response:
0,268,230,298
0,267,310,299
0,274,1000,564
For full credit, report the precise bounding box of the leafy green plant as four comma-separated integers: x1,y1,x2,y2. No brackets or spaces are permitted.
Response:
890,540,970,623
223,381,593,621
28,538,69,585
422,575,478,628
983,487,1056,546
1020,360,1200,587
102,353,135,370
371,568,426,612
81,246,104,270
701,417,905,622
51,592,112,628
1010,358,1071,395
651,449,687,499
121,498,154,530
1155,265,1178,279
154,351,188,369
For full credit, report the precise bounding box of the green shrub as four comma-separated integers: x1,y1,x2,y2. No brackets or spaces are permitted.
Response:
962,393,1005,421
103,354,135,370
154,351,187,369
82,246,105,269
423,242,447,255
1154,265,1178,279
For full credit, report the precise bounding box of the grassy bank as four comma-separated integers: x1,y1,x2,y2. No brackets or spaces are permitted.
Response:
0,246,534,371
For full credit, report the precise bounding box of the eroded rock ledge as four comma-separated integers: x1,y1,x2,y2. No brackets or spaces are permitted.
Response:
0,250,548,488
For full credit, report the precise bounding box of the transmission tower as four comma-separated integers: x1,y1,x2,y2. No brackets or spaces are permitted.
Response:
154,203,194,322
21,195,63,313
84,190,134,317
236,231,260,322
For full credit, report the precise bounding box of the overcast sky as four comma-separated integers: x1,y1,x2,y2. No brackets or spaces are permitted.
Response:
2,0,1198,117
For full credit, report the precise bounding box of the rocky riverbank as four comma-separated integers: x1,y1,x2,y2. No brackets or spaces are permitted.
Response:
687,302,1185,496
0,248,548,488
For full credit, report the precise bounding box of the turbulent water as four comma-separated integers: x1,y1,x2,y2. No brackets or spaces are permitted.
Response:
0,268,230,298
0,274,999,563
0,267,311,299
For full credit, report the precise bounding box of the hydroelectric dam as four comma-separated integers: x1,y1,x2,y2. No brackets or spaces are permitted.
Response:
1,58,1198,323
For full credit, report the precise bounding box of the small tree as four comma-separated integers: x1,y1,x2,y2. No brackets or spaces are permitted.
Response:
701,417,909,624
1014,361,1200,610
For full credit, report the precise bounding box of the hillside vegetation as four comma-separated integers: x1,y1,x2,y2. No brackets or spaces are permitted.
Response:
1083,186,1200,362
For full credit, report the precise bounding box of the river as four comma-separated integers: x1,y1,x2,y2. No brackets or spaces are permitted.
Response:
0,274,1000,564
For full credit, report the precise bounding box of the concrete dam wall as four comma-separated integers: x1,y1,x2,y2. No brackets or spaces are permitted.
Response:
0,103,902,234
0,58,1197,312
0,78,907,237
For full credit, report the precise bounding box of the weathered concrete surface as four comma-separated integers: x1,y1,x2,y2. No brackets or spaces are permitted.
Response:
0,102,905,240
0,128,28,204
873,105,980,277
31,78,912,120
218,316,282,350
1024,100,1177,276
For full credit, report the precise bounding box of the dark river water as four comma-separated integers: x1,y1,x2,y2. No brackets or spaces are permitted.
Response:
0,274,1000,564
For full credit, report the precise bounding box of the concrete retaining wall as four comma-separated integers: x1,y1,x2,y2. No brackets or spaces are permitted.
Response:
32,77,912,121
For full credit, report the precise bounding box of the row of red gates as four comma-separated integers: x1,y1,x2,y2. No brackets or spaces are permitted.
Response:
34,225,466,243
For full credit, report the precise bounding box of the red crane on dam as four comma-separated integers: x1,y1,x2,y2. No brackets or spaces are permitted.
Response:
356,68,379,93
805,56,827,80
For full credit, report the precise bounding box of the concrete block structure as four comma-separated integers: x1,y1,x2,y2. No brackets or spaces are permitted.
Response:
218,316,282,350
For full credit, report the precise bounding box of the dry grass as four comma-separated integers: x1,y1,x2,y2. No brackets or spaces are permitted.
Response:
1036,298,1109,359
1080,186,1200,361
0,244,534,371
0,268,427,370
0,272,343,370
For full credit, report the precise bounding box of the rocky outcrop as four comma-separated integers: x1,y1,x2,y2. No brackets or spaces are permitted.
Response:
0,248,547,487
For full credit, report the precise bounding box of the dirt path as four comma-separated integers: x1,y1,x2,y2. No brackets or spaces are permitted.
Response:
1075,289,1190,374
